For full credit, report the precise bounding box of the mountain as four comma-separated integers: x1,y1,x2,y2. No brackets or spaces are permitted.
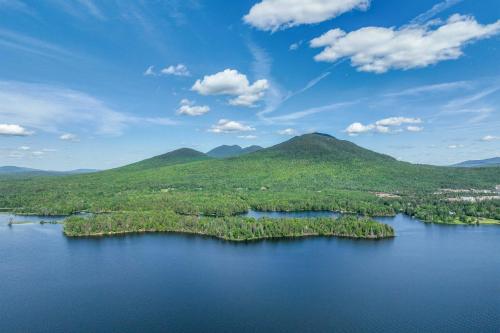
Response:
252,133,395,162
0,166,99,176
1,133,499,224
0,166,41,174
121,148,210,171
453,157,500,168
207,145,263,158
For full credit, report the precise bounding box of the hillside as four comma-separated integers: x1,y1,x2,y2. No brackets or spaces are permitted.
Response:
0,133,498,224
453,157,500,168
120,148,210,171
207,145,263,158
252,133,395,162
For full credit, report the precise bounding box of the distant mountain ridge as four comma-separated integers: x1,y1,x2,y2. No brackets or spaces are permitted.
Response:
453,157,500,168
121,148,210,171
0,166,99,176
207,145,263,158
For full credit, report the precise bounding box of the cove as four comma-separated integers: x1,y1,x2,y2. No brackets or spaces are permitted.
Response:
1,212,499,332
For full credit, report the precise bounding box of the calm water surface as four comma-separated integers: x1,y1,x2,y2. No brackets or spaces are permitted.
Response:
1,212,499,332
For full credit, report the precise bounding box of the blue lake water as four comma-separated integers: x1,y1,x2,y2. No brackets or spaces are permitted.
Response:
1,212,499,332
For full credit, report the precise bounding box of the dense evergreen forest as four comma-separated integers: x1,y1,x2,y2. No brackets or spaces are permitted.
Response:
1,133,499,237
64,211,394,240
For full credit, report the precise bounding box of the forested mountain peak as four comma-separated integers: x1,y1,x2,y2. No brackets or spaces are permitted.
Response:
207,144,263,158
120,148,209,170
255,133,395,162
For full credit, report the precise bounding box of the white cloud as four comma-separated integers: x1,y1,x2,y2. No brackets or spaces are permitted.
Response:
60,133,79,141
244,0,370,31
448,144,464,149
345,122,375,135
19,146,30,150
375,117,422,126
345,117,423,135
32,151,44,156
192,69,269,107
0,81,175,137
289,41,302,50
277,128,298,136
409,0,463,26
144,65,155,76
176,99,210,116
161,64,190,77
481,135,499,142
0,124,33,136
209,119,255,133
238,135,257,140
310,14,500,73
384,81,470,97
266,101,355,123
407,126,424,132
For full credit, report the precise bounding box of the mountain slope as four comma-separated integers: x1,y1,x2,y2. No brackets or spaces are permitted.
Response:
121,148,210,171
251,133,395,162
207,145,263,158
453,157,500,168
0,133,498,223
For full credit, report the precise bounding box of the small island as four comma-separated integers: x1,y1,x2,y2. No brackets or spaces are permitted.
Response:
63,211,395,241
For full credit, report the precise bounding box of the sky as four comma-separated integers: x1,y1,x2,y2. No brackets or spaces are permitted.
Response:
0,0,499,170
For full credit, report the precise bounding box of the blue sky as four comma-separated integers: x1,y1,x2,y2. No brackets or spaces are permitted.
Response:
0,0,499,170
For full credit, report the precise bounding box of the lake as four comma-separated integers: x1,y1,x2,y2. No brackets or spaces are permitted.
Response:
1,212,499,332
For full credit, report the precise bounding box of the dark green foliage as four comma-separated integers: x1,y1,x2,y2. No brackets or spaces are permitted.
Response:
207,145,263,158
0,133,498,225
64,211,395,240
120,148,210,171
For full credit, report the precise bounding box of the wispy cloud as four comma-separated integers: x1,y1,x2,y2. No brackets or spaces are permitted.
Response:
266,101,357,123
0,28,76,61
409,0,463,26
0,81,176,137
384,81,470,97
444,87,500,109
47,0,105,20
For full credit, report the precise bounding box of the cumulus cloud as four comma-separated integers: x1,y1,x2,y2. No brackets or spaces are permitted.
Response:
345,117,422,135
60,133,79,141
161,64,190,77
0,81,175,137
209,119,255,133
481,135,499,142
407,126,424,132
310,14,500,73
192,69,269,107
176,99,210,116
0,124,33,136
277,128,298,136
375,117,422,126
244,0,370,31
